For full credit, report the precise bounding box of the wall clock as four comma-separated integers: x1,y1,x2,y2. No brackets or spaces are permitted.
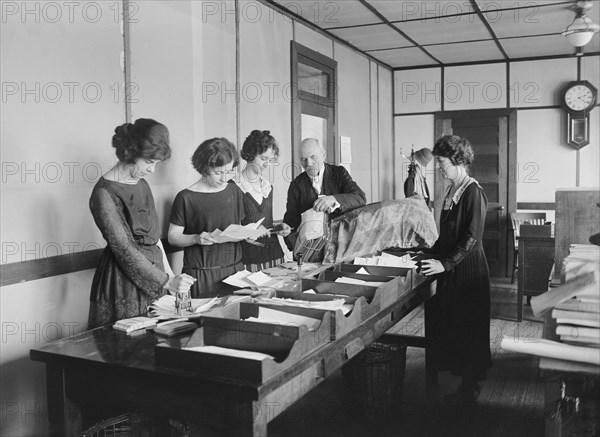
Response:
561,80,597,149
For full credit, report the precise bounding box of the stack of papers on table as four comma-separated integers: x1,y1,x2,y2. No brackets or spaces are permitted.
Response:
148,295,222,320
354,252,416,268
210,218,268,243
113,317,156,333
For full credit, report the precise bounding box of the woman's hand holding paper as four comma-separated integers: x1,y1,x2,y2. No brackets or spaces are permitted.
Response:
195,232,216,245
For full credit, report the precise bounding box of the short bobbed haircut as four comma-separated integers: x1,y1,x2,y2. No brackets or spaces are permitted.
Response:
241,130,280,162
112,118,171,164
191,138,240,176
432,135,474,166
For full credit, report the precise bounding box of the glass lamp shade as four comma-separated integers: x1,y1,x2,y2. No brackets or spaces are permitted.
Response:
562,15,600,46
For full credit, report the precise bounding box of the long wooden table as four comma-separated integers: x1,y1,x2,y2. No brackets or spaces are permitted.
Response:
30,270,436,436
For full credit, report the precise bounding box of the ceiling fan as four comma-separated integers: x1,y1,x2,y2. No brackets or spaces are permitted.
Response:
562,0,600,48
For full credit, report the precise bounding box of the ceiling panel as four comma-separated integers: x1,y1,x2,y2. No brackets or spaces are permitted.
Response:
269,0,600,69
272,0,381,29
369,46,437,68
396,14,492,45
426,40,504,64
367,0,476,22
329,24,413,51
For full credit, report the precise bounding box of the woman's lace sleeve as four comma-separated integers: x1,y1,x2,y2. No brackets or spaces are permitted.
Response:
90,186,168,298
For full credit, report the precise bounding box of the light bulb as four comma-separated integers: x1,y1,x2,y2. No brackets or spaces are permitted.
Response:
562,15,600,47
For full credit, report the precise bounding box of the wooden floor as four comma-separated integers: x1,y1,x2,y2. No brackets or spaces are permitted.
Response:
265,278,546,437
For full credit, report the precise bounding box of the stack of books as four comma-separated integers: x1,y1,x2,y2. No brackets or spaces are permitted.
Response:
113,316,157,333
553,244,600,347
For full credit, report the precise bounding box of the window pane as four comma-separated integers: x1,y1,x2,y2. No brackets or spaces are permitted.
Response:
298,62,329,98
301,114,327,149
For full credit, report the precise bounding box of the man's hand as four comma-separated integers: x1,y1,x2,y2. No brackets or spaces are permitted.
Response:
313,195,338,213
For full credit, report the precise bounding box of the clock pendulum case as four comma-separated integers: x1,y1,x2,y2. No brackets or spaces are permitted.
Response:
561,80,597,149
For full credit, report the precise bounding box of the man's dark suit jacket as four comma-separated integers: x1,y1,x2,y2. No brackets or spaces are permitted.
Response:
283,163,366,250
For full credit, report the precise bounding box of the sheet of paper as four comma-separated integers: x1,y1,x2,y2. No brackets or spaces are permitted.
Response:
299,209,325,241
222,270,253,288
210,218,267,243
340,136,352,163
334,277,385,287
246,271,272,286
194,296,221,313
183,345,272,360
245,306,321,331
378,252,417,268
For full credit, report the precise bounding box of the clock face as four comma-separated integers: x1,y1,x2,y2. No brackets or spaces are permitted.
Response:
564,84,596,112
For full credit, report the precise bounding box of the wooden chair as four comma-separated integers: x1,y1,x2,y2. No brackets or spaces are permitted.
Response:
509,212,547,284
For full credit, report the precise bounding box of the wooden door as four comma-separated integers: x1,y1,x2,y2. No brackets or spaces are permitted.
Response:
434,109,516,277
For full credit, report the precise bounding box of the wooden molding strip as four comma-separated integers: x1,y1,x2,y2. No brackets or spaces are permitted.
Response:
0,239,183,288
1,249,104,287
517,202,555,210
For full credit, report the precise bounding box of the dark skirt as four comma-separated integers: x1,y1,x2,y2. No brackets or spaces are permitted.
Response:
432,246,492,381
183,262,244,298
88,245,164,329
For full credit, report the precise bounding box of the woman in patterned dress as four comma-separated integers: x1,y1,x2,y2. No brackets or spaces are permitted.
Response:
88,119,195,329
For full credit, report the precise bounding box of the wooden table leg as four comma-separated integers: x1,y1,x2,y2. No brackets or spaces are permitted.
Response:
46,364,82,437
219,400,267,437
424,289,439,395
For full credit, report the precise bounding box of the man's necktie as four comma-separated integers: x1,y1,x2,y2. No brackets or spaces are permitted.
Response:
311,177,321,195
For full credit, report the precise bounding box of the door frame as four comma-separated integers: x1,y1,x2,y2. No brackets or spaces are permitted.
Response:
434,108,517,277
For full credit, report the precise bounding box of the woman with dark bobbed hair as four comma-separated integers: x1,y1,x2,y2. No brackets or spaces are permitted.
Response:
236,130,291,271
88,119,195,329
419,134,492,403
168,137,249,297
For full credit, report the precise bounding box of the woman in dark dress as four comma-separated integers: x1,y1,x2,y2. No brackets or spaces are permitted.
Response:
236,130,292,271
168,138,247,297
88,119,195,329
420,135,492,403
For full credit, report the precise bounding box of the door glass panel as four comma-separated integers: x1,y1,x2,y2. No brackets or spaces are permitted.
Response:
298,62,329,98
301,113,327,149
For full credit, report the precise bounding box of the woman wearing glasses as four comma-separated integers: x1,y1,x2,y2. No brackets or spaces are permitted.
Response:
236,130,292,272
419,134,492,404
168,138,245,297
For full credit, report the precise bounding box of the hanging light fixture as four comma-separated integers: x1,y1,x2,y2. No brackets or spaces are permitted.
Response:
562,1,600,47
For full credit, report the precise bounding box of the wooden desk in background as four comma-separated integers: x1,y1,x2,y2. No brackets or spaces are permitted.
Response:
517,225,555,322
31,268,436,437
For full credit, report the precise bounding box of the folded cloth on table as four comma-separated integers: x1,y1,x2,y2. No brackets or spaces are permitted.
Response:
323,199,438,264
